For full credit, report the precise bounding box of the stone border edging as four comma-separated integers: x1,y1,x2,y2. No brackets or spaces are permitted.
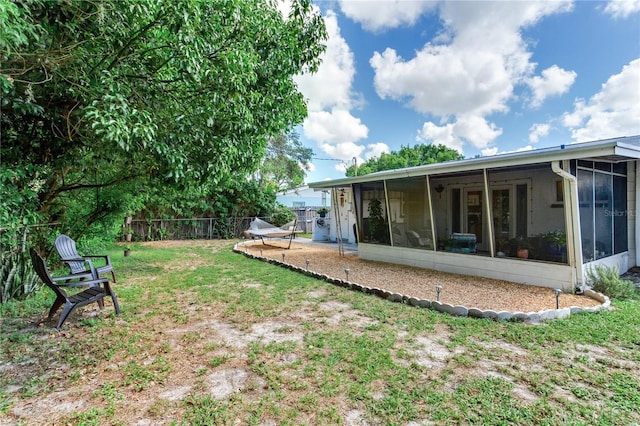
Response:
233,243,610,323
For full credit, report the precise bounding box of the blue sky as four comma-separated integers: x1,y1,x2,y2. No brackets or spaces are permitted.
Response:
289,0,640,183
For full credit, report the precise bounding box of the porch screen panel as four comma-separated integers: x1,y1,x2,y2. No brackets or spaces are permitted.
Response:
353,184,362,243
516,184,528,239
578,169,595,262
594,172,612,258
613,175,627,254
354,181,390,245
451,188,461,233
386,177,432,249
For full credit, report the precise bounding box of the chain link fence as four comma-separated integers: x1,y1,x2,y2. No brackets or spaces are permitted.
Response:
128,217,257,241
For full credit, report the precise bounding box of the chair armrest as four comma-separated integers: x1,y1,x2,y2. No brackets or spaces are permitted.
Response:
51,272,94,285
60,256,85,262
83,255,112,266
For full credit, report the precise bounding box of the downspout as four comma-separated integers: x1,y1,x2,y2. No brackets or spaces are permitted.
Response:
551,160,584,291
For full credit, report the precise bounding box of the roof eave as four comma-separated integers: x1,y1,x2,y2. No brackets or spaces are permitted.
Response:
308,137,640,189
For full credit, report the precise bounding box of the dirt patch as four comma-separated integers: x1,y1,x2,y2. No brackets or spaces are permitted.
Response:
243,241,602,313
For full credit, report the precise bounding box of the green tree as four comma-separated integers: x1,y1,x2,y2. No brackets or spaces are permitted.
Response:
345,144,463,177
0,0,327,241
255,130,313,191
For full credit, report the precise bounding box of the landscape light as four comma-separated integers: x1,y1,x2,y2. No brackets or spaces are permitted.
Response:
282,252,285,262
344,268,350,280
435,285,442,301
553,288,562,309
306,259,310,270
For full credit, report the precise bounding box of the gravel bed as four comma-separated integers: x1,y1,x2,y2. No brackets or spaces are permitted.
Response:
241,241,602,313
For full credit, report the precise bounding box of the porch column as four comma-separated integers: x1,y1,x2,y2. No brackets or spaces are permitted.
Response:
383,180,393,246
552,160,584,290
425,175,437,251
482,168,495,257
636,160,640,266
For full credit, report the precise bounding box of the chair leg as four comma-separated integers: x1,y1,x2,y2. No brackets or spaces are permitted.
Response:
48,296,65,321
110,293,120,315
111,271,117,283
56,302,75,329
105,283,120,315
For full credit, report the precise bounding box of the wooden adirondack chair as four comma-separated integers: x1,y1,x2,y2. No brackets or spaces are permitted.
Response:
29,248,120,328
55,234,117,283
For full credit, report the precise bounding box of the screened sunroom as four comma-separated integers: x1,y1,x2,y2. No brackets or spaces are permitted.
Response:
310,136,640,292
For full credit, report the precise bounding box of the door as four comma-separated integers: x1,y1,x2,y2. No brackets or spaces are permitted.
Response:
492,188,511,253
465,190,483,245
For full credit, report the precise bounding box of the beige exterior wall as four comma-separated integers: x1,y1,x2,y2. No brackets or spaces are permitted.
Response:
358,243,576,292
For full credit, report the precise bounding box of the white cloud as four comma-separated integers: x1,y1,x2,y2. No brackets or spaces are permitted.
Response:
562,58,640,141
526,65,577,108
295,11,355,111
529,123,551,143
364,142,390,160
302,109,368,145
500,145,535,155
371,1,572,152
371,46,514,116
339,0,438,32
416,115,502,154
604,0,640,18
482,147,499,157
316,142,365,172
294,10,370,169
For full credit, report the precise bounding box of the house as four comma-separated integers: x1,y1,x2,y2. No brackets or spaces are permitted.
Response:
276,185,331,234
276,185,330,209
309,136,640,293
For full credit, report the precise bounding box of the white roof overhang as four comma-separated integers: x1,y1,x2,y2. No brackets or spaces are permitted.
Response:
309,136,640,189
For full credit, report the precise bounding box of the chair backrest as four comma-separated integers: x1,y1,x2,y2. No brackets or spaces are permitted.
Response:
55,234,86,274
29,249,66,299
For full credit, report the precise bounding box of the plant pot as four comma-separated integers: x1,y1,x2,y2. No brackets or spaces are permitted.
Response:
124,249,131,257
125,233,132,242
517,248,529,259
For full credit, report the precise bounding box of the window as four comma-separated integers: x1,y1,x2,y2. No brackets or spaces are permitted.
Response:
555,180,564,203
386,177,432,249
577,162,628,262
353,181,389,245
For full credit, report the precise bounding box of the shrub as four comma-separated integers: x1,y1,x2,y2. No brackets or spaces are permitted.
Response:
269,204,296,227
585,265,637,300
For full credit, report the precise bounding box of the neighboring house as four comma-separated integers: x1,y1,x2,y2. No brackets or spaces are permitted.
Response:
309,136,640,293
276,185,331,234
276,185,330,209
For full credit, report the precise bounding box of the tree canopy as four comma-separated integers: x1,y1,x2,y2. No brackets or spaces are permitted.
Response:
255,131,313,191
345,144,464,177
0,0,327,241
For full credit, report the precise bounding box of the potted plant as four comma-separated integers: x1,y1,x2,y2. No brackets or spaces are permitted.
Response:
317,207,329,218
539,231,567,262
122,226,134,242
124,244,132,257
367,199,389,243
516,237,531,259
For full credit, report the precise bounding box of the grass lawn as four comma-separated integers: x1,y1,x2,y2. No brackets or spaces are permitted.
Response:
1,240,639,425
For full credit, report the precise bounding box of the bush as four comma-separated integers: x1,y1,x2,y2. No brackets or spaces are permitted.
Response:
585,265,637,300
269,204,296,227
0,250,40,303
